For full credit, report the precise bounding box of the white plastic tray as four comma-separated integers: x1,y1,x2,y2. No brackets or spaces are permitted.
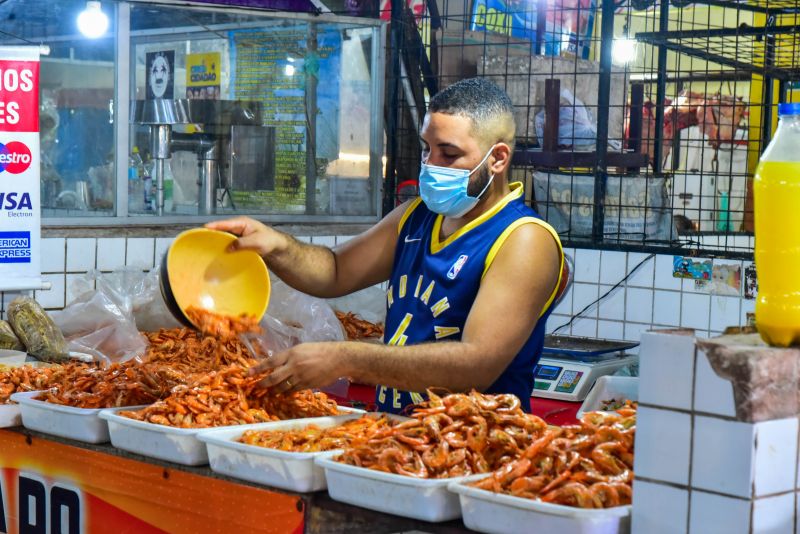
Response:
315,451,468,522
0,404,21,428
577,376,638,419
10,391,147,444
197,412,406,492
449,475,631,534
101,405,364,467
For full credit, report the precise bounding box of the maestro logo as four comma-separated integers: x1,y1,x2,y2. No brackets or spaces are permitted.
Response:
0,141,32,174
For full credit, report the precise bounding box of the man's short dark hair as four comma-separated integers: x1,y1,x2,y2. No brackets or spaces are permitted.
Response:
428,77,516,148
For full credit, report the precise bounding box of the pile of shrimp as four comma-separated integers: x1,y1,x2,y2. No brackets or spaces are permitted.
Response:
34,361,189,409
470,406,636,509
336,390,548,478
35,326,259,409
184,307,262,339
238,414,398,452
119,365,340,428
0,364,75,404
336,311,384,340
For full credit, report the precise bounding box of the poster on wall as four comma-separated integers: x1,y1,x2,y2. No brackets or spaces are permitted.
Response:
186,52,221,100
470,0,596,58
0,46,41,292
146,50,175,99
229,27,341,211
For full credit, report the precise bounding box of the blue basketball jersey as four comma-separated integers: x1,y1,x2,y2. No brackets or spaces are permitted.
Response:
375,182,563,413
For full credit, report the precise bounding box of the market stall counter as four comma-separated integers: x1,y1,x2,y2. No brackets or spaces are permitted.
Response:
0,426,475,534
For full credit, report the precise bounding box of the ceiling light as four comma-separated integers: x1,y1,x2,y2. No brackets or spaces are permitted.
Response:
77,1,109,39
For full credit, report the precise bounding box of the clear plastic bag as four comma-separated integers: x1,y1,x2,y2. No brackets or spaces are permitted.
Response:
7,297,69,361
327,285,387,326
535,88,598,148
0,320,24,351
52,269,149,364
132,266,183,332
242,280,349,398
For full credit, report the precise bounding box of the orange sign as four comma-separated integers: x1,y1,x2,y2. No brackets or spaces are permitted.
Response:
0,430,304,533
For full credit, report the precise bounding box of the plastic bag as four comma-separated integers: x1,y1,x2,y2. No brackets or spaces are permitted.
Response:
327,285,387,326
242,279,349,398
0,320,24,351
268,279,346,343
7,296,69,362
535,88,598,149
52,269,149,364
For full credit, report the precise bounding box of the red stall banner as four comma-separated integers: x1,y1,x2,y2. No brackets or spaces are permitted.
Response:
0,46,42,292
0,430,304,534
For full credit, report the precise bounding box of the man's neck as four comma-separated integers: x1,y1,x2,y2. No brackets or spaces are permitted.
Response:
440,179,512,238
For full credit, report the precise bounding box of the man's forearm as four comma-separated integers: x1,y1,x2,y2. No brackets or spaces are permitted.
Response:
265,234,341,297
340,340,504,393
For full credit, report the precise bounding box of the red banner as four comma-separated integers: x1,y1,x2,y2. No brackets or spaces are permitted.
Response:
0,430,304,533
0,60,39,133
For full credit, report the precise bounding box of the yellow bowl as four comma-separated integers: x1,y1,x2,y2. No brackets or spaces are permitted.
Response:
160,228,270,329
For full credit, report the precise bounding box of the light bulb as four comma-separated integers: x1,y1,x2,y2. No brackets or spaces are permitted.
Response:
285,64,295,76
78,1,109,39
612,37,638,65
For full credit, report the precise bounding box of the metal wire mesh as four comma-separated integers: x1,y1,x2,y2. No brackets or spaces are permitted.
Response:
377,0,799,259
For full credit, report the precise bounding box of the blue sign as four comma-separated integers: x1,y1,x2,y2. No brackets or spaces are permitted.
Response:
0,231,31,263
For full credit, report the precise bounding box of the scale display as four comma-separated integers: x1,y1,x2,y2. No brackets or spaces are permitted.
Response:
533,364,563,380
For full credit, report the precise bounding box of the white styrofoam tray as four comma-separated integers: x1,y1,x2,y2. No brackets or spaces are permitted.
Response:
197,412,407,492
100,405,364,467
577,376,638,420
10,391,147,444
0,404,21,428
449,475,631,534
315,451,468,522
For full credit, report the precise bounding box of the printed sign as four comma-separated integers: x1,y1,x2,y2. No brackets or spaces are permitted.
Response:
146,50,175,99
186,52,221,100
0,430,304,533
0,46,40,291
470,0,596,58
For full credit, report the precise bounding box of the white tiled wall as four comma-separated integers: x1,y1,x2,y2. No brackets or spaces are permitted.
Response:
548,249,755,345
633,330,799,534
2,239,754,340
0,234,361,319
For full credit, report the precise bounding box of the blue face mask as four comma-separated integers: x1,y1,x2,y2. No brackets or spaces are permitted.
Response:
418,146,496,218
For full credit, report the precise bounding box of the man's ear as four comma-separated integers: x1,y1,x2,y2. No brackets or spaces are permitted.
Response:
489,143,512,175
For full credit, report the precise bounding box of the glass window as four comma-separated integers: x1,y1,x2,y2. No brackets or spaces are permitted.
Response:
0,0,116,217
129,4,382,218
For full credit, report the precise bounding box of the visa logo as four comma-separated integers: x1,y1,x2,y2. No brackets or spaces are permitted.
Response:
0,191,32,210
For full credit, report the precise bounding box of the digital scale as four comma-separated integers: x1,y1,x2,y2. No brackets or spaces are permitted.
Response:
532,335,639,402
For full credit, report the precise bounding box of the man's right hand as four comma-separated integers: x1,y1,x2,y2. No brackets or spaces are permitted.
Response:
205,216,289,259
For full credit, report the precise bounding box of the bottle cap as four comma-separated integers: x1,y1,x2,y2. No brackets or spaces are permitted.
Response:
132,146,139,153
778,103,800,116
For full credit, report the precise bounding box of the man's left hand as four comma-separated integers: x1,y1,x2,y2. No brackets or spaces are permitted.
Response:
250,342,348,394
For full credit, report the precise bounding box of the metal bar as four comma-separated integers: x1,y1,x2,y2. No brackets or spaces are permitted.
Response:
592,0,616,243
630,71,753,83
383,0,404,215
535,0,547,56
627,84,644,173
652,0,671,175
512,150,649,168
305,22,318,215
369,24,387,218
638,25,800,39
114,2,131,218
672,0,800,15
761,34,776,150
543,79,560,152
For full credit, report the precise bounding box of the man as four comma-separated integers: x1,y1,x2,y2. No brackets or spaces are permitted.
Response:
208,77,563,414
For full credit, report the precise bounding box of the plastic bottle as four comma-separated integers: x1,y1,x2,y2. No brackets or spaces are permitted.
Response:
163,158,175,212
754,102,800,347
128,147,144,212
138,152,153,211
